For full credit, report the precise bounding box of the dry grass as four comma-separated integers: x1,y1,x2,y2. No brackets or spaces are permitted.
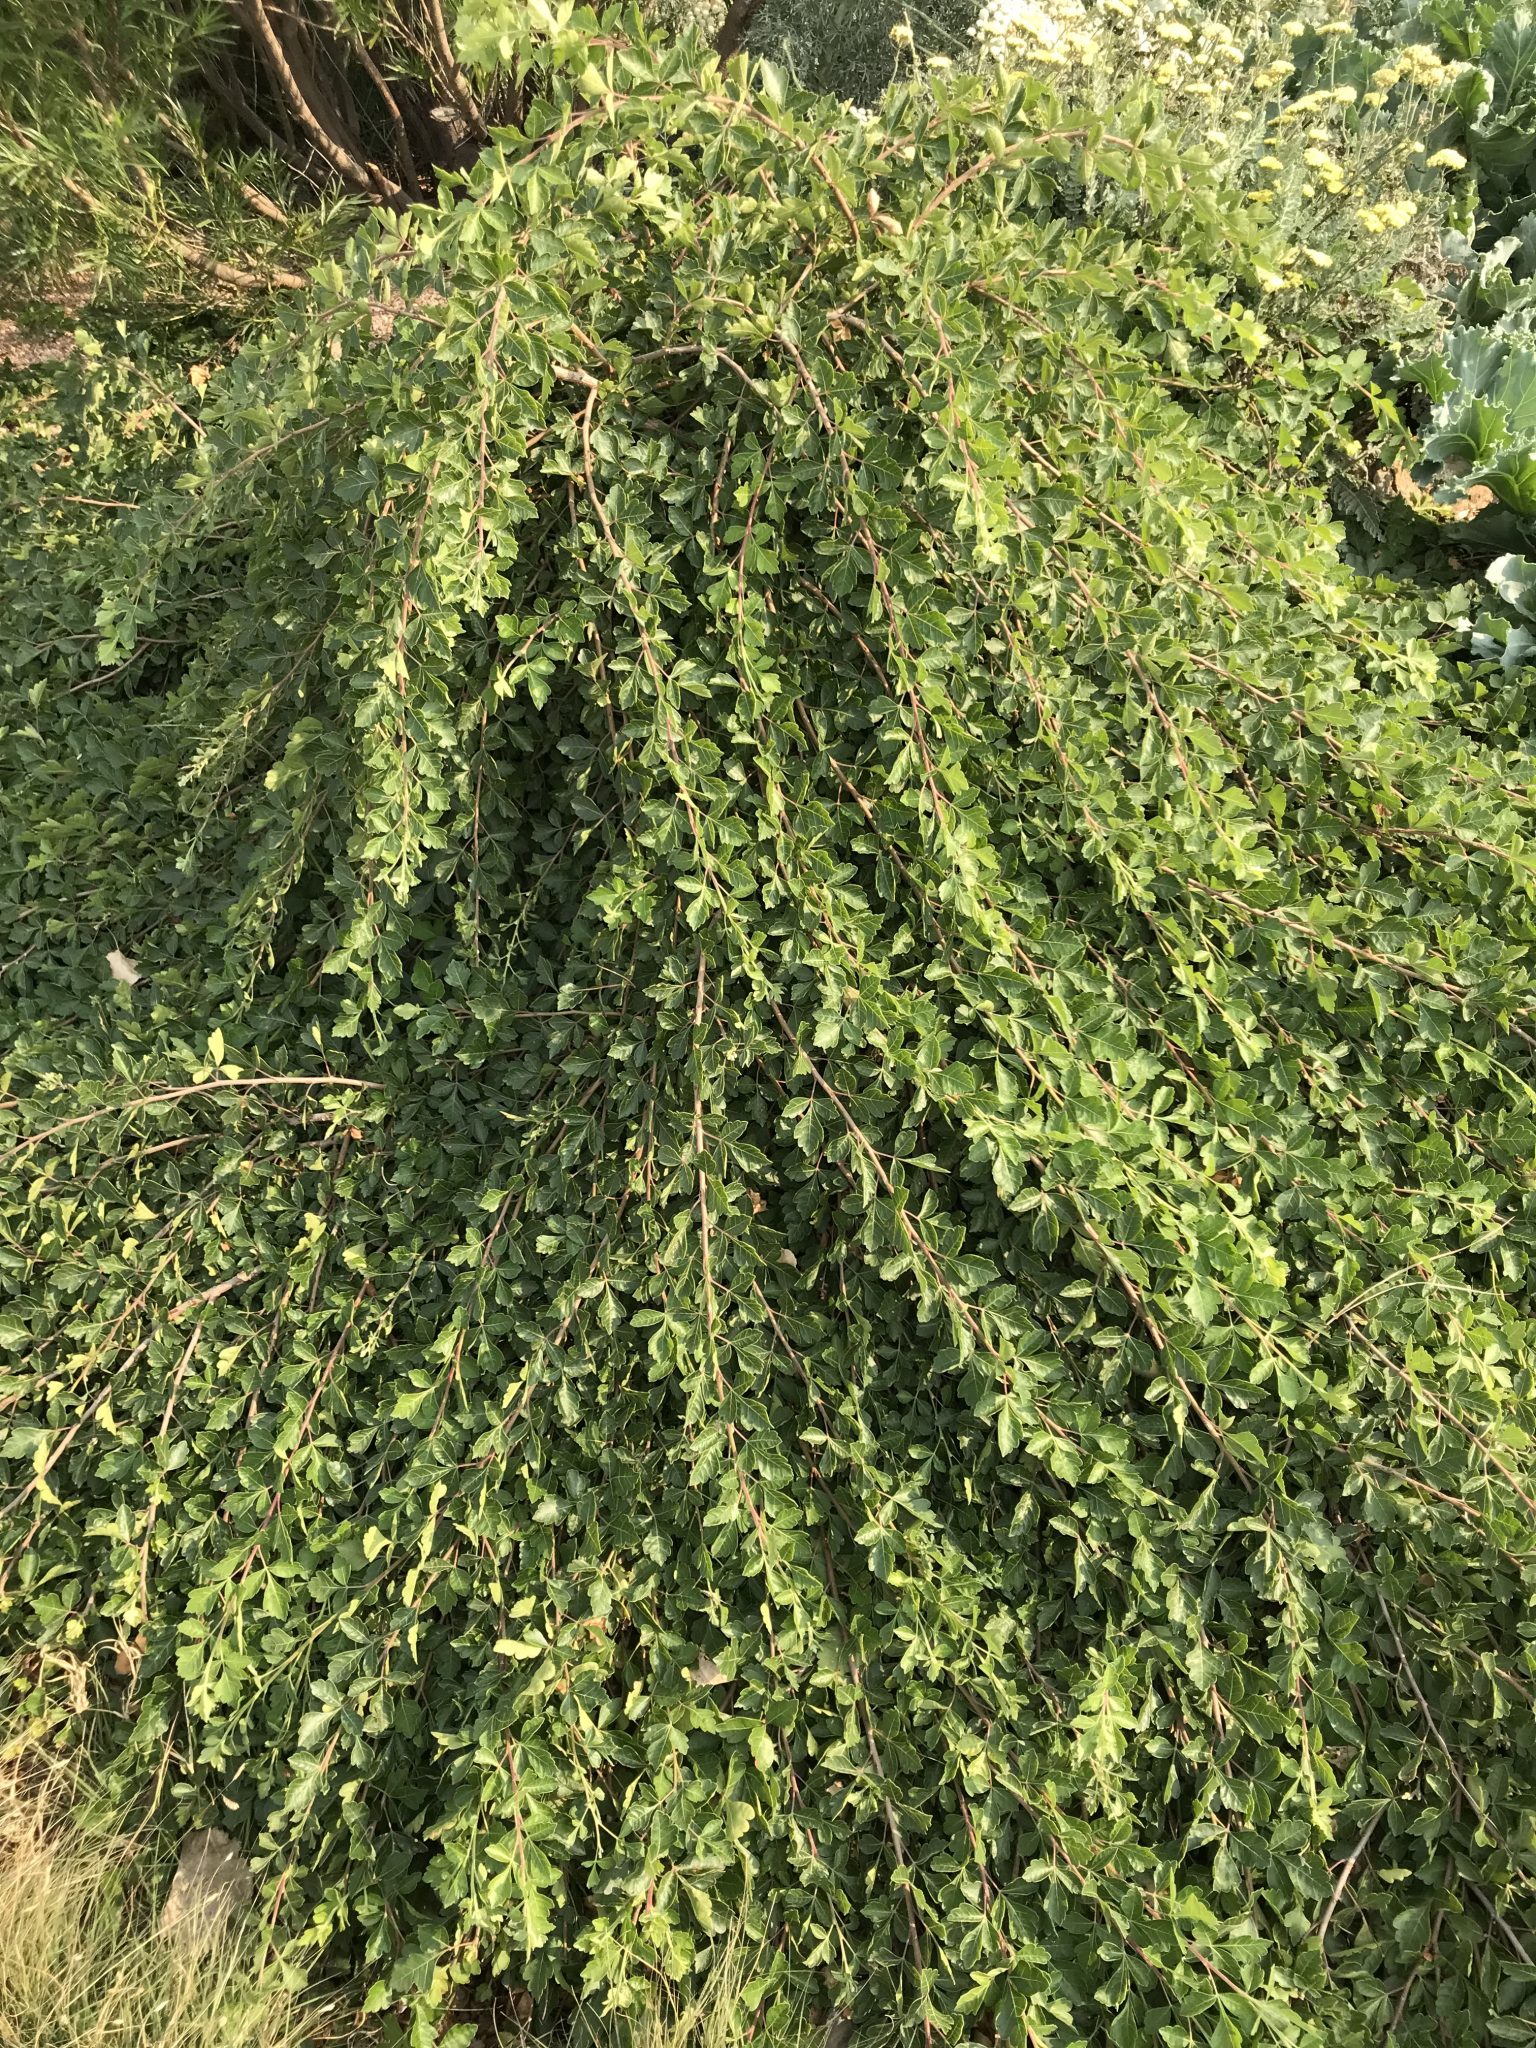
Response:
0,1743,786,2048
0,1758,311,2048
625,1937,771,2048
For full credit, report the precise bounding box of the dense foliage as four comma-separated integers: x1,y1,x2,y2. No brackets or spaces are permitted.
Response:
4,29,1536,2048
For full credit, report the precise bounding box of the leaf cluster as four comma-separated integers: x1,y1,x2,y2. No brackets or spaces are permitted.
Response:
3,43,1536,2048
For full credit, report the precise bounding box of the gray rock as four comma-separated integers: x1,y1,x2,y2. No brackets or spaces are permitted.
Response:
159,1827,252,1942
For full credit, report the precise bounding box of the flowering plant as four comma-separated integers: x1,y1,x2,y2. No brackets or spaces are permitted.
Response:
941,0,1474,330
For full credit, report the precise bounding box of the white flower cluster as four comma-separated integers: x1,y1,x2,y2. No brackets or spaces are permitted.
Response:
968,0,1252,89
648,0,727,38
970,0,1095,68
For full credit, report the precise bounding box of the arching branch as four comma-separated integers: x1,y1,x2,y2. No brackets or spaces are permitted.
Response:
239,0,404,202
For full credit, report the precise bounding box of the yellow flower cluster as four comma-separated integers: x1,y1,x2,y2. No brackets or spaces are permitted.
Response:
1356,196,1419,232
1371,43,1469,93
1274,84,1362,122
1303,144,1347,194
961,0,1464,303
1206,5,1466,293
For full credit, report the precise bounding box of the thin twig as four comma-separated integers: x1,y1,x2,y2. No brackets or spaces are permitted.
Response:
350,35,423,195
0,1076,380,1166
424,0,487,140
1314,1807,1384,1954
167,1269,257,1322
55,167,306,291
1467,1883,1534,1967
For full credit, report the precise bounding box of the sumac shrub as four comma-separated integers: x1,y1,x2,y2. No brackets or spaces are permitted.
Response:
3,40,1535,2047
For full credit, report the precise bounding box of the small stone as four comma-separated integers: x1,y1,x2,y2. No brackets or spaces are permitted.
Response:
160,1827,252,1942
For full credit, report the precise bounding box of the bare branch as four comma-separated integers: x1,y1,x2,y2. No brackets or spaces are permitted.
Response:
1314,1809,1384,1954
240,0,403,200
350,36,425,196
56,169,307,291
239,178,291,225
424,0,487,140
